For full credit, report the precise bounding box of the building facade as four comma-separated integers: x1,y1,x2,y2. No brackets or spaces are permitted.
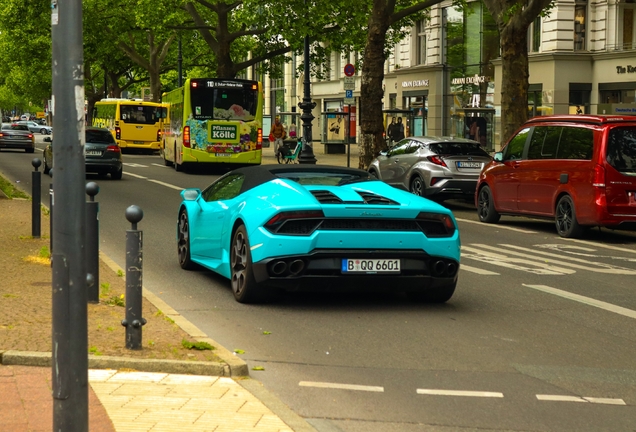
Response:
254,0,636,153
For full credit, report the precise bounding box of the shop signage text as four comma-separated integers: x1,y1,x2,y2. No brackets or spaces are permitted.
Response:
451,74,490,85
616,65,636,74
402,79,429,88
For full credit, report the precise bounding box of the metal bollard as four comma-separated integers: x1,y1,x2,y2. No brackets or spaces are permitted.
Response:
121,205,146,350
49,174,53,254
85,182,99,303
31,158,42,238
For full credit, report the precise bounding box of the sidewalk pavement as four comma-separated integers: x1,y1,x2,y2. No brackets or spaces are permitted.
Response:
0,142,363,432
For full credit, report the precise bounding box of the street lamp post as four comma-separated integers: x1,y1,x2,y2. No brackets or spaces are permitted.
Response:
297,33,317,164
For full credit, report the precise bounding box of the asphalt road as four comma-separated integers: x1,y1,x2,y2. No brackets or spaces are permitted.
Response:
2,138,636,431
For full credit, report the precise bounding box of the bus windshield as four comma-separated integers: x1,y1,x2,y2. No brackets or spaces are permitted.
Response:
120,105,161,125
190,80,258,122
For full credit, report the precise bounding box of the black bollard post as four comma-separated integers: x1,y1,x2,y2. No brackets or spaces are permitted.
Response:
121,205,146,350
85,182,99,303
31,158,42,238
49,174,53,254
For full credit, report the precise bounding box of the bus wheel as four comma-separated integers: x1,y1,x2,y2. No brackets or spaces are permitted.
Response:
174,145,183,171
163,148,173,167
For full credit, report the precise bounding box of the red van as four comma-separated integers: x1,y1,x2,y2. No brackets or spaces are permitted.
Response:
475,115,636,237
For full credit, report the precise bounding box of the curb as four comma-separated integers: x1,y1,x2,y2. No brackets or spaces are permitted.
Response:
0,350,229,376
98,251,249,377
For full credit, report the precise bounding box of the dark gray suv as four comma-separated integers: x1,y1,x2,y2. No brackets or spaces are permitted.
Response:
43,127,123,179
368,136,492,201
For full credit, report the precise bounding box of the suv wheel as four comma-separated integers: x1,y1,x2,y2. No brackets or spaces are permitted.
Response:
555,195,583,238
477,186,501,223
410,175,425,197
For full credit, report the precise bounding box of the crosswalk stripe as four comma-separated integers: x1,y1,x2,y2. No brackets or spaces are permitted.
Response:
462,245,575,275
459,264,500,275
469,244,636,275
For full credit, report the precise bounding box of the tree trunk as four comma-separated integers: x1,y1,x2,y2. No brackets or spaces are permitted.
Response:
499,23,529,146
359,0,392,170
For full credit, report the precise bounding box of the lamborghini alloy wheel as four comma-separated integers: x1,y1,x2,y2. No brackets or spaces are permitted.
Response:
177,209,197,270
230,225,262,303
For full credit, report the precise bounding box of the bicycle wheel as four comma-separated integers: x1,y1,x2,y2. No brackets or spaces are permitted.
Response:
276,150,283,164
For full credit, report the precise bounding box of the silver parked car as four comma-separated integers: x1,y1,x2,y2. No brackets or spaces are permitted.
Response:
368,136,492,201
16,120,52,135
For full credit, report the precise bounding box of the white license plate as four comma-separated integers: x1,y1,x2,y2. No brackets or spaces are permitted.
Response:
457,161,481,168
342,259,401,274
215,153,232,157
86,151,102,156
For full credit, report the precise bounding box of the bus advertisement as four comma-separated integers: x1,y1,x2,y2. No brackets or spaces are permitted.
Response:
161,78,263,170
92,99,164,151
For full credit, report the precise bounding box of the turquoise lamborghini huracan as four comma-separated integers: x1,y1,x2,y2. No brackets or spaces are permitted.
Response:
177,165,461,303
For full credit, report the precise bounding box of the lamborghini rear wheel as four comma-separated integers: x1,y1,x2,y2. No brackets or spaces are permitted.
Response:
178,209,197,270
230,225,264,303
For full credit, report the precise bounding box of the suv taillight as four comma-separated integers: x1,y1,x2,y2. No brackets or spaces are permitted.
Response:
183,126,191,148
593,164,606,188
106,145,121,153
115,127,121,140
427,155,448,167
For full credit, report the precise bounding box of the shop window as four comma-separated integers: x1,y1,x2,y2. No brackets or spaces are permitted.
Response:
574,0,587,51
568,85,591,114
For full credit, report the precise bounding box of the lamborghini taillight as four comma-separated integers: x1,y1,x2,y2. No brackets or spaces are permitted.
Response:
265,210,325,235
416,212,456,237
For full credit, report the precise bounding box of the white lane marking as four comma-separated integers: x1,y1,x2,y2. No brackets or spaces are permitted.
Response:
563,238,636,255
459,264,500,275
119,172,185,191
122,163,149,168
456,218,537,234
299,381,384,392
124,172,147,179
584,397,627,405
523,284,636,320
416,389,504,398
536,395,626,405
536,395,586,402
537,244,636,263
462,246,575,275
498,244,636,274
151,163,169,168
147,179,184,191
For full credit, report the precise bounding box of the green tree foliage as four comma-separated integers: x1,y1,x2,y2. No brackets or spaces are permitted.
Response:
482,0,554,145
0,0,51,110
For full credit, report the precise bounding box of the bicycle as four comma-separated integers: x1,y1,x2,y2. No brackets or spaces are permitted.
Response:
276,140,303,164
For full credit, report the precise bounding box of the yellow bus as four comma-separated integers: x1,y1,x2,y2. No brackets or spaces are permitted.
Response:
92,99,164,151
161,78,263,171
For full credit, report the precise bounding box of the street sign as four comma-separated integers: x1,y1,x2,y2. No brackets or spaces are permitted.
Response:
344,90,355,104
344,63,355,77
343,76,355,90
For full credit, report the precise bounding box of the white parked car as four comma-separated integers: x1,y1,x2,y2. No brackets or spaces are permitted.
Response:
16,120,52,135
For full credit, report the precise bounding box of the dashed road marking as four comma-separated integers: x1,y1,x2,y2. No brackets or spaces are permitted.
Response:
122,163,149,168
416,389,504,398
299,381,384,392
151,163,169,168
524,284,636,320
147,179,183,191
536,395,626,405
124,172,147,179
